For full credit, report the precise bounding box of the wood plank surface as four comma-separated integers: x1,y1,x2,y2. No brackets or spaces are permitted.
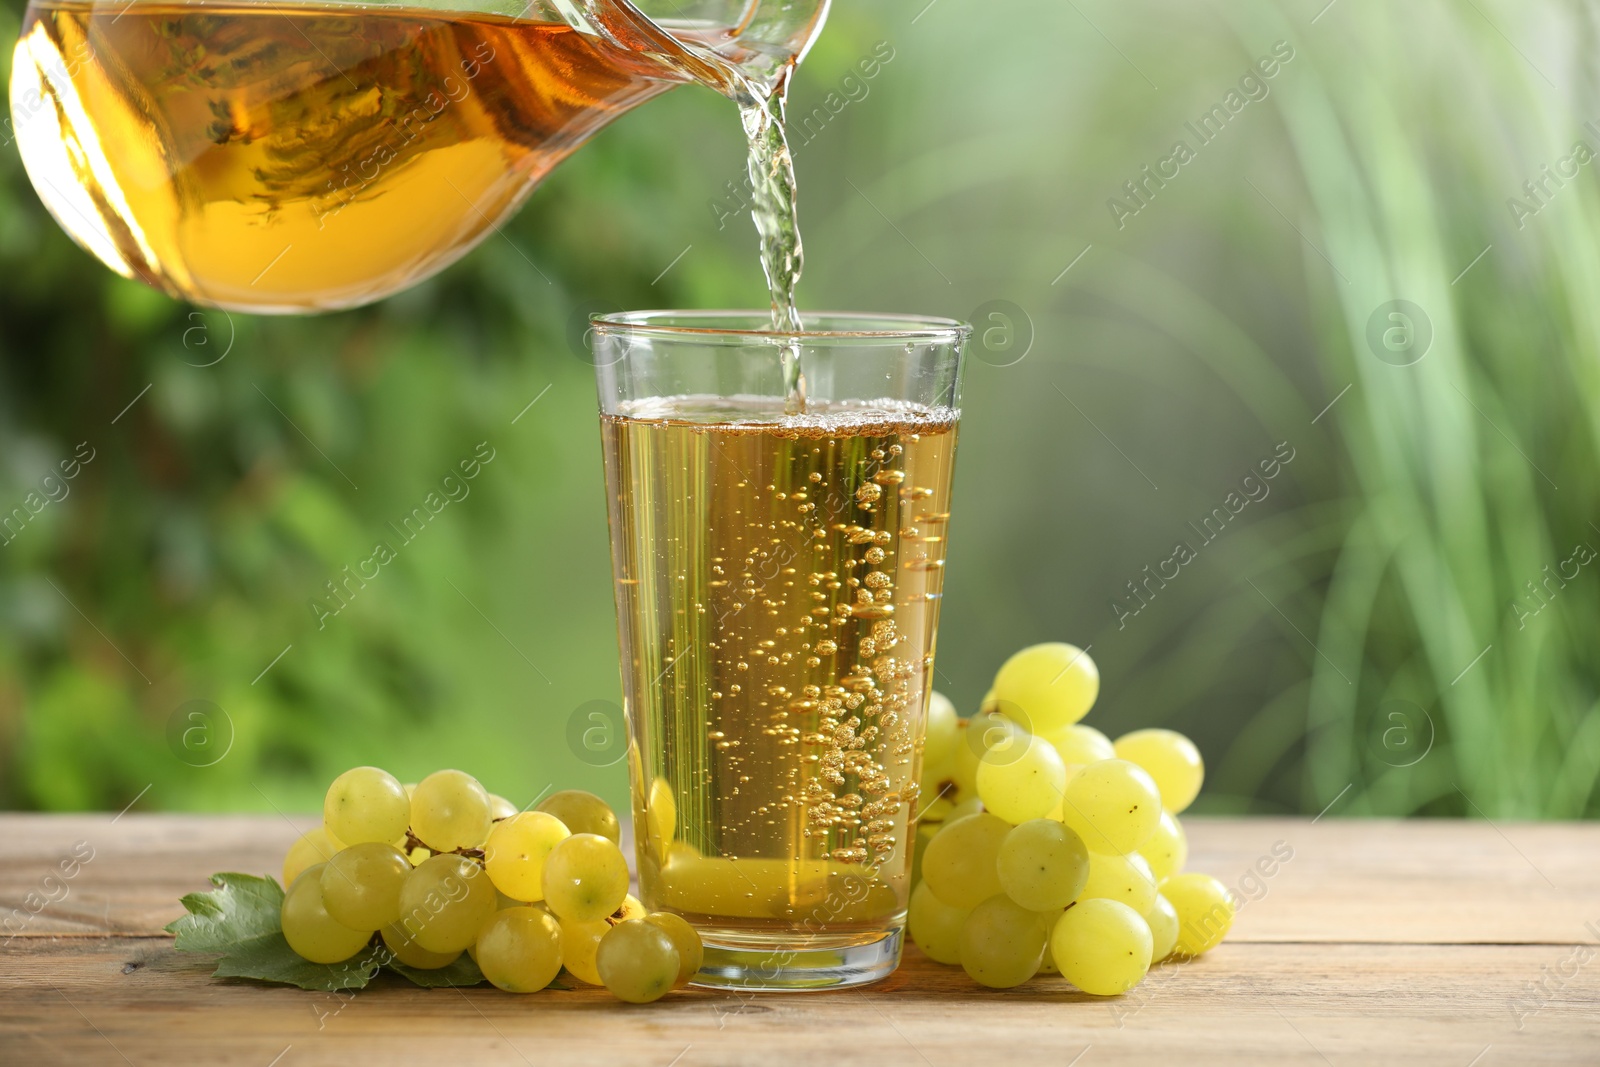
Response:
4,815,1594,943
2,815,1597,1065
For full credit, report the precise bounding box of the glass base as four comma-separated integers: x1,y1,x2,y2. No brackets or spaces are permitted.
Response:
689,926,903,991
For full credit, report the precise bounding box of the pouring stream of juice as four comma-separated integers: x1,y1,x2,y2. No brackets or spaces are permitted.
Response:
741,84,809,413
576,0,809,409
580,4,809,409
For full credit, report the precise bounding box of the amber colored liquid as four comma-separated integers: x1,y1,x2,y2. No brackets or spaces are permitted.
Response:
9,2,679,311
601,396,958,938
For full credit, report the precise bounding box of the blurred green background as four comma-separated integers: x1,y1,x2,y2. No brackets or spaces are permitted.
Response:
1,0,1596,820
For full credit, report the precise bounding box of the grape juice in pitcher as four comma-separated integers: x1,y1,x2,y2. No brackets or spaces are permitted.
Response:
9,0,824,312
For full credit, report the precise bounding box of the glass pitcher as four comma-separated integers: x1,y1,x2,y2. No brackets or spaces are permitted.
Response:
8,0,828,312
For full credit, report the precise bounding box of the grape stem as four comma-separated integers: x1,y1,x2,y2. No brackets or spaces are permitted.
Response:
402,830,486,862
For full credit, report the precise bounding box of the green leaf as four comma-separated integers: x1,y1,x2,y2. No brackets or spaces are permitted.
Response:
167,872,286,952
386,949,576,990
388,953,487,988
215,935,384,992
167,870,489,991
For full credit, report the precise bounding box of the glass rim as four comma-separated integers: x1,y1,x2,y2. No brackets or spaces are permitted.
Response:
590,309,972,344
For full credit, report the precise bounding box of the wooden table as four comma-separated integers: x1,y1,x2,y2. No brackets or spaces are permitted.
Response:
3,815,1597,1065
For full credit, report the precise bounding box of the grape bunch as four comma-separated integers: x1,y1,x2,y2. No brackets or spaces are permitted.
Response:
279,769,701,1002
908,642,1235,994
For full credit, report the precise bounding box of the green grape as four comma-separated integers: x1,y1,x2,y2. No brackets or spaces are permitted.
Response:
281,863,374,964
1079,851,1159,916
924,690,959,772
536,790,621,844
1145,893,1179,964
1113,728,1204,813
947,795,985,821
484,812,571,902
559,916,609,984
475,906,564,993
644,777,677,863
321,842,411,929
991,642,1099,733
977,733,1067,824
470,898,551,963
909,822,940,889
543,833,630,922
380,922,461,969
550,900,639,985
919,765,957,814
960,894,1050,989
323,766,411,847
645,912,704,987
953,713,1027,796
839,878,901,924
978,688,999,715
488,794,519,820
908,881,969,965
952,723,980,794
597,919,680,1003
398,853,498,953
1050,898,1152,996
283,826,343,888
1163,873,1234,957
917,787,957,826
1058,759,1162,855
1044,768,1086,822
920,812,1009,908
996,819,1090,912
1042,723,1115,767
410,769,493,852
1137,810,1188,882
662,840,703,869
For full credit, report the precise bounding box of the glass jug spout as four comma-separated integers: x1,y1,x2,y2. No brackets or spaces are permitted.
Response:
578,0,830,94
8,0,829,313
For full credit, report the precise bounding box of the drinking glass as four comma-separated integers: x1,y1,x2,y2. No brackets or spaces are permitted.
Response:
592,311,968,989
